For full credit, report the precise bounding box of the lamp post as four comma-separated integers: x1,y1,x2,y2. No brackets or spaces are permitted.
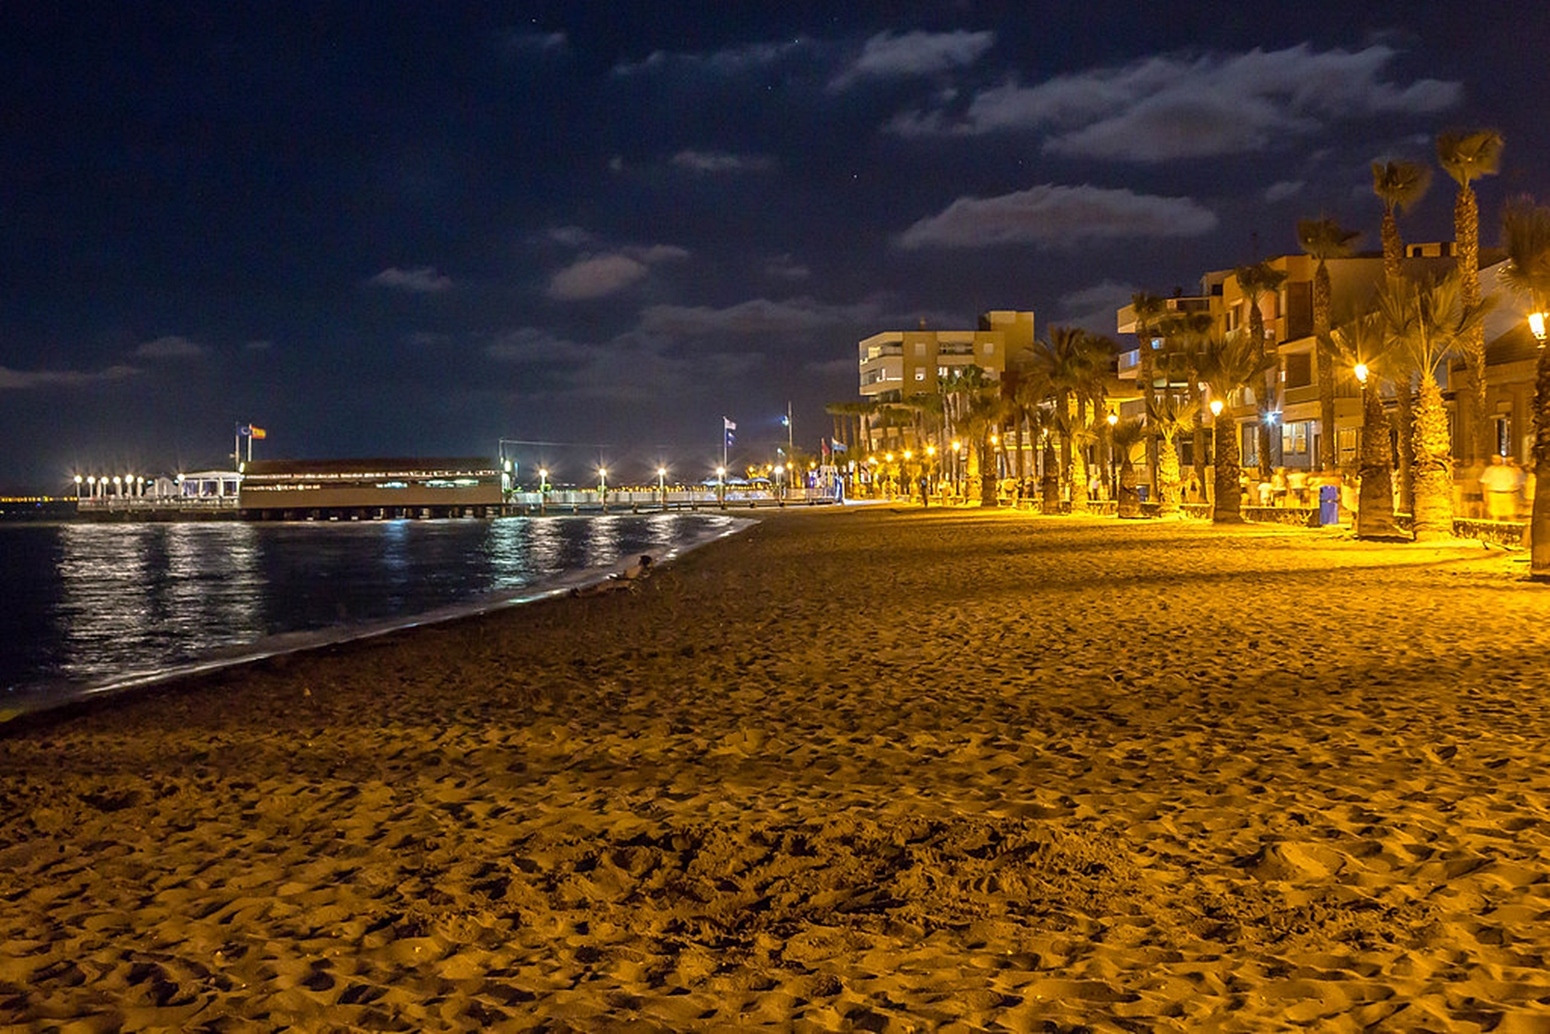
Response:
597,467,607,512
716,465,726,508
657,466,668,510
538,468,549,514
1530,311,1546,346
73,474,83,500
1107,411,1119,502
951,439,962,501
774,463,785,502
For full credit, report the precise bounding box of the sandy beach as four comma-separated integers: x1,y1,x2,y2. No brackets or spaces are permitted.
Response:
4,507,1550,1032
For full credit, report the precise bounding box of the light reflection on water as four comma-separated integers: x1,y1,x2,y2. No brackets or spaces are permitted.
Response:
2,512,741,707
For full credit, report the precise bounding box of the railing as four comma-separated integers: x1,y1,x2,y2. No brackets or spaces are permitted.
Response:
78,495,240,512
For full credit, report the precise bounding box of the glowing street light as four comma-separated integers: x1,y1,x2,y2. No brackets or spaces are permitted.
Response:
1530,311,1546,346
73,474,83,500
1209,398,1224,418
657,465,668,509
1353,362,1369,386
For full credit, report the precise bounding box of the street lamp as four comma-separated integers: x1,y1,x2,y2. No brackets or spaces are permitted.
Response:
774,463,785,500
1530,311,1546,346
1209,398,1223,418
716,465,726,507
1106,411,1119,502
1353,362,1369,385
597,467,607,512
657,466,667,509
73,474,83,500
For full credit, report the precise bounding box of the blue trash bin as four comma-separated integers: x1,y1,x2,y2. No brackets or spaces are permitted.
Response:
1318,483,1339,525
1137,484,1149,502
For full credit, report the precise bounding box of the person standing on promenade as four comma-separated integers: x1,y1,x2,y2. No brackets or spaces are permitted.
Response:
919,474,930,508
1287,467,1308,507
1480,455,1519,521
1271,467,1288,506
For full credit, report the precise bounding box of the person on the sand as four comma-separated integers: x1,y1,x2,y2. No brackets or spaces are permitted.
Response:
571,555,653,596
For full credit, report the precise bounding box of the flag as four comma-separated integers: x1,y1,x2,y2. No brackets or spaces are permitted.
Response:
830,438,847,453
249,426,267,440
723,417,736,431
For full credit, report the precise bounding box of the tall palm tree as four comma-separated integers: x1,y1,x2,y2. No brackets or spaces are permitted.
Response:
1197,329,1275,523
1437,129,1504,462
1500,197,1550,577
1158,311,1214,494
1373,160,1433,283
1131,293,1167,494
1298,216,1362,472
1032,327,1095,508
1374,159,1432,512
1111,418,1147,518
1146,394,1195,517
1234,261,1290,479
1376,272,1490,541
1323,312,1403,539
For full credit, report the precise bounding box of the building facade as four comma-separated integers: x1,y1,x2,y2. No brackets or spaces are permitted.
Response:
856,310,1035,454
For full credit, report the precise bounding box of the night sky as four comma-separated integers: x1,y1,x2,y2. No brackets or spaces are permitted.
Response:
3,2,1547,491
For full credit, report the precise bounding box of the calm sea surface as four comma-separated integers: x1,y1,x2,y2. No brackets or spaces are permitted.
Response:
0,513,744,716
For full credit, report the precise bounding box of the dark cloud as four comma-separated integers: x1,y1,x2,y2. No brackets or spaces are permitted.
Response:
671,150,776,174
133,336,205,359
828,29,994,91
368,267,454,293
896,184,1219,249
0,364,141,390
545,245,688,301
889,44,1462,162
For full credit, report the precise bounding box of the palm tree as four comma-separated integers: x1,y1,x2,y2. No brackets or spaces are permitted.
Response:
1131,293,1167,493
1146,393,1196,517
1111,417,1147,518
1375,272,1489,541
1234,261,1290,479
1158,311,1214,493
1373,160,1433,283
1500,197,1550,577
1437,129,1505,462
1373,159,1432,511
1298,216,1362,472
1198,329,1275,523
1032,327,1095,508
1323,312,1403,539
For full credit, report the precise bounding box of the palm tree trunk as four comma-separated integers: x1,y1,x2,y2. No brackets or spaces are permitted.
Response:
1139,343,1157,496
1315,264,1338,472
1157,431,1182,516
1456,182,1490,464
1355,382,1402,539
1117,455,1141,518
1394,377,1415,513
1212,417,1242,522
1531,343,1550,577
1041,437,1061,513
1412,376,1455,541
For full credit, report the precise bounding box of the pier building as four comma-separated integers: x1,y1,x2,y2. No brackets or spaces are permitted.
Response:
237,458,503,519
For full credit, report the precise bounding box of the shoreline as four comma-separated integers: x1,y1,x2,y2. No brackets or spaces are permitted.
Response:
0,511,756,726
4,508,1550,1030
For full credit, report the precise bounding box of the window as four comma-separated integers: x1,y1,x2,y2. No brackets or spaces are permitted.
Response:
1242,426,1258,467
1496,415,1512,457
914,341,927,357
983,342,995,355
1284,353,1313,389
1282,421,1308,455
914,369,926,381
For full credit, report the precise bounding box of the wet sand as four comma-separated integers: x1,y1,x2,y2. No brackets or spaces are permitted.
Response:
4,507,1550,1031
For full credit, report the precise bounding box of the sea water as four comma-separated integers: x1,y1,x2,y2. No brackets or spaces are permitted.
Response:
0,512,745,716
